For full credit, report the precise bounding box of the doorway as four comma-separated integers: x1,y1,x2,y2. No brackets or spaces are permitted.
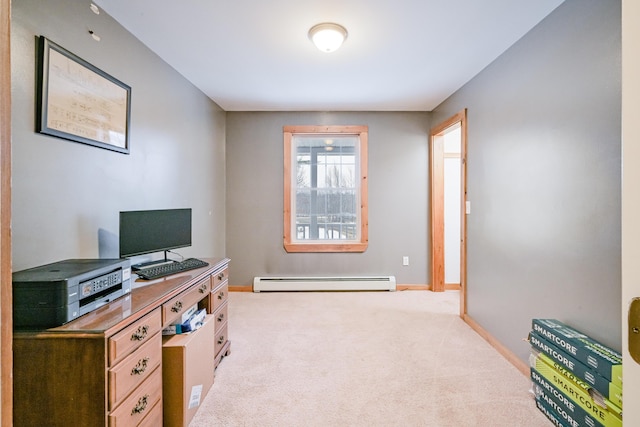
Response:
430,109,467,316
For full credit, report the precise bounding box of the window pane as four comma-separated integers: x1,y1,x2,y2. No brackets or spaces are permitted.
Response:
296,154,310,188
292,135,360,242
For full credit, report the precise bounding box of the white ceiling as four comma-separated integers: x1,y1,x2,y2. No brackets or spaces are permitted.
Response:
94,0,565,112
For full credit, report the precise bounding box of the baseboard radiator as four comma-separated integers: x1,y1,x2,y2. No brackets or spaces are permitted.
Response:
253,276,396,292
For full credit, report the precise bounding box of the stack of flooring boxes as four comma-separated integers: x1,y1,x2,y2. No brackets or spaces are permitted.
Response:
528,319,622,427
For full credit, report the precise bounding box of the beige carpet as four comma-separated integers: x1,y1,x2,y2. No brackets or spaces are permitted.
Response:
190,290,549,426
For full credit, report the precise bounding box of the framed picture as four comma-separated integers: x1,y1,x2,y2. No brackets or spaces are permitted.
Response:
36,36,131,154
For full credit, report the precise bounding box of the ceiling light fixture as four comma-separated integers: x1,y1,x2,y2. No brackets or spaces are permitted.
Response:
308,23,348,53
90,3,100,15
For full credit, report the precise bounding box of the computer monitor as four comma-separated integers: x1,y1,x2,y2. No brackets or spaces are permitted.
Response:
119,208,192,265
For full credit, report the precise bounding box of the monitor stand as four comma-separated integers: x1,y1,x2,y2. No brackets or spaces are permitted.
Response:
131,251,176,271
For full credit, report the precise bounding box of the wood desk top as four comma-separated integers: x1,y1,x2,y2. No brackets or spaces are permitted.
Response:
14,257,230,337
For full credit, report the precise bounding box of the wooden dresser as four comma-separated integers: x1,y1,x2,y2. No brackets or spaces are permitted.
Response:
13,257,230,427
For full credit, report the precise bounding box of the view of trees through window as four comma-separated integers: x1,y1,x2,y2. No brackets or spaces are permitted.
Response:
294,136,358,241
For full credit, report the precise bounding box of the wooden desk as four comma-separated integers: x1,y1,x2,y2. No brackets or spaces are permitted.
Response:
13,257,230,427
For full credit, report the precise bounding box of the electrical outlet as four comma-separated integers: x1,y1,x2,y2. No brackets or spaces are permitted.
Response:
402,256,409,266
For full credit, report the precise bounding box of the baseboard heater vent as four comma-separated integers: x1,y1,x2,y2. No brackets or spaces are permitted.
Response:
253,276,396,292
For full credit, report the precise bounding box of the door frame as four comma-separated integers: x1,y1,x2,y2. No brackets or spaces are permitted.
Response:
429,109,467,315
1,0,12,423
622,0,640,420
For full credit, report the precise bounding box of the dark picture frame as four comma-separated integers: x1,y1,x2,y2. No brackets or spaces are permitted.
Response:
36,36,131,154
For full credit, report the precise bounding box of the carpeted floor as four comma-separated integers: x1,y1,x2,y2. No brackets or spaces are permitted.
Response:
190,290,549,426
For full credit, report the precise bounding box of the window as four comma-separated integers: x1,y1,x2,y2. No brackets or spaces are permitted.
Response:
284,125,368,252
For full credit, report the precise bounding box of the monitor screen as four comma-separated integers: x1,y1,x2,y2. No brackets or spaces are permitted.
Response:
119,208,192,258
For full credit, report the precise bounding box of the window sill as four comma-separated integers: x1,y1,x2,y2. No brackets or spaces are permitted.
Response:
284,242,368,253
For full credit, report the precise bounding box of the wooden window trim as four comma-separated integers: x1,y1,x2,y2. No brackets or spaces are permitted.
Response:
283,125,368,253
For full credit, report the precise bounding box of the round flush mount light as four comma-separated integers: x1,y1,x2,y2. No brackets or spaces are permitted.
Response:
308,23,348,53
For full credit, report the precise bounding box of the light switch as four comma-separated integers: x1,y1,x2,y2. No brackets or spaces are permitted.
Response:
465,201,471,214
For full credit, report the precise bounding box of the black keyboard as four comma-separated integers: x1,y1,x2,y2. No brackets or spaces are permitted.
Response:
136,258,209,280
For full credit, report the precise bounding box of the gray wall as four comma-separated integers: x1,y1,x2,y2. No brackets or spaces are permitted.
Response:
433,0,622,359
226,112,431,286
11,0,227,271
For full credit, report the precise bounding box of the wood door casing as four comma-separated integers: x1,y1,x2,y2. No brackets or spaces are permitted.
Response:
1,0,12,424
430,109,467,316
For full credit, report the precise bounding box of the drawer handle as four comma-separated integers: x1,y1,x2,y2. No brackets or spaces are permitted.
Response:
218,272,225,280
131,325,149,341
217,313,225,322
171,301,183,312
217,335,225,345
131,357,150,376
217,291,225,300
199,283,208,293
131,394,149,415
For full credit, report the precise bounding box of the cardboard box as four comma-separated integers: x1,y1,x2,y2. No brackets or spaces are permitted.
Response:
530,353,622,427
529,331,622,408
531,366,604,427
162,314,216,427
532,318,622,386
534,397,569,427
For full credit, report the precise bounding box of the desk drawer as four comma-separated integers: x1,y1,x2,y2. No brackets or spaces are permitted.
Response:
162,276,211,326
138,400,163,427
214,323,228,358
212,283,228,313
108,367,162,427
213,303,228,333
109,309,162,367
109,332,162,410
213,267,229,289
